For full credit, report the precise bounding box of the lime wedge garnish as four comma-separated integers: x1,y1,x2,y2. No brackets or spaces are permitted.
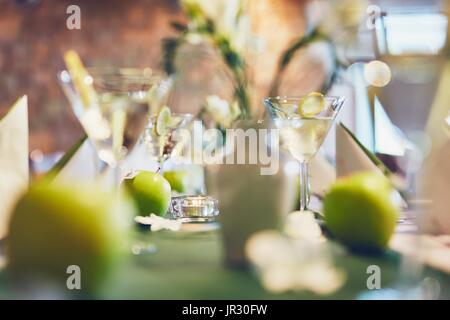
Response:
298,92,325,118
155,106,171,136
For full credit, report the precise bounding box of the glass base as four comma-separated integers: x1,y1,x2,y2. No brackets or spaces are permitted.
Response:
179,221,220,232
176,216,217,223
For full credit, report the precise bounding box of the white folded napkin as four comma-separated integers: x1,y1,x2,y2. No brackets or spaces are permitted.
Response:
0,96,29,239
421,58,450,235
336,123,406,209
309,154,336,197
336,123,382,178
421,137,450,235
53,137,97,183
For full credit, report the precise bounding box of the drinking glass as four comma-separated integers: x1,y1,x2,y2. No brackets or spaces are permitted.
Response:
143,113,193,172
58,67,165,187
264,96,344,212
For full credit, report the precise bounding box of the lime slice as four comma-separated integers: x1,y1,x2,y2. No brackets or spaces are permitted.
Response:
298,92,325,118
155,106,171,136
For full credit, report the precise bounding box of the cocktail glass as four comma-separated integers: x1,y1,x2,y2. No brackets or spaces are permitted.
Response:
264,95,344,212
143,113,193,172
58,67,165,187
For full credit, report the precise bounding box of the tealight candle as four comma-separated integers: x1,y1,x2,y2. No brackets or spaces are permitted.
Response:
169,195,219,223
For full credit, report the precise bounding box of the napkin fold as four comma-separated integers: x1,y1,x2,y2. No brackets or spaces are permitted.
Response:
0,96,29,239
426,59,450,151
421,58,450,235
421,135,450,235
336,123,385,178
53,136,98,183
336,123,406,209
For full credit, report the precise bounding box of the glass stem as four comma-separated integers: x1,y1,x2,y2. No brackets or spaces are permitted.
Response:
299,161,309,211
112,164,121,193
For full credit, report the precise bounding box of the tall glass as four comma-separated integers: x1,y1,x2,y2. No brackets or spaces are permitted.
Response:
264,96,344,212
58,68,165,187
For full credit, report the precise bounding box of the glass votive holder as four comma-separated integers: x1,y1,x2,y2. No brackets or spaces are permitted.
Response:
169,195,219,223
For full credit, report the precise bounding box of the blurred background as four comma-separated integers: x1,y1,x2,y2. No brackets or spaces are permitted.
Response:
0,0,183,154
0,0,447,174
0,0,311,154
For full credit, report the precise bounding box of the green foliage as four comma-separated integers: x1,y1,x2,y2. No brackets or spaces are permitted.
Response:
162,37,182,75
162,3,345,121
161,9,251,122
270,27,343,96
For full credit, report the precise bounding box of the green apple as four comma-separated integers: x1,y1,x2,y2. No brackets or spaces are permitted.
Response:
123,171,171,216
163,170,190,193
323,172,399,251
7,181,135,294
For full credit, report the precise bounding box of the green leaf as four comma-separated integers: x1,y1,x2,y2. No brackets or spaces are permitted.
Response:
162,10,251,121
170,21,188,32
280,28,320,68
183,2,203,19
44,134,88,180
161,37,181,75
270,27,340,96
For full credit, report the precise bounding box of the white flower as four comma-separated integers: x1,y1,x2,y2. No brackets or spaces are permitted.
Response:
283,211,325,242
134,214,182,232
205,95,239,127
245,230,346,295
308,0,368,44
181,0,253,52
181,0,241,34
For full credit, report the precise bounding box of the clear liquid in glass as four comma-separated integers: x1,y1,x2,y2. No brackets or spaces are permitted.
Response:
79,94,149,165
275,117,333,162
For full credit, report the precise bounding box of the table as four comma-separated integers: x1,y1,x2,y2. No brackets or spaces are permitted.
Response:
0,228,449,299
104,229,450,299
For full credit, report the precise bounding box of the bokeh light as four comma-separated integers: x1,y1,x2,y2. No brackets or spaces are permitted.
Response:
364,60,392,87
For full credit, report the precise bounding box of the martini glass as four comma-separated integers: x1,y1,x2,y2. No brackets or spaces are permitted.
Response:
143,112,193,172
264,96,344,212
58,67,164,188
